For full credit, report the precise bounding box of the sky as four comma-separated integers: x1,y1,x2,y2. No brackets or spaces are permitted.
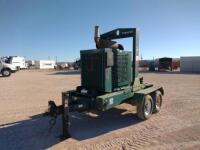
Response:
0,0,200,61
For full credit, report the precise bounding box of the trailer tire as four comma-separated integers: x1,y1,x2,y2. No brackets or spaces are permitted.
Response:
137,95,153,120
1,68,11,77
153,91,162,113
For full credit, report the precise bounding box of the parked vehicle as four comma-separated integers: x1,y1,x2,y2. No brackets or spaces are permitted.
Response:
149,61,156,71
5,56,27,70
73,59,80,70
56,62,69,70
158,57,173,71
0,58,17,77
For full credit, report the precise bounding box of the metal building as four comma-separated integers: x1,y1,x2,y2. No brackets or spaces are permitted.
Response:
35,60,56,69
180,56,200,73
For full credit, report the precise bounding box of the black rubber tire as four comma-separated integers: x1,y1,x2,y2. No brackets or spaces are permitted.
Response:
1,68,11,77
153,91,162,113
16,66,20,71
137,95,153,120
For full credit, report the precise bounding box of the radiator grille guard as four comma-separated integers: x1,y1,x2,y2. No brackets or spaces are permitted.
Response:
81,49,132,92
113,51,132,88
81,52,104,90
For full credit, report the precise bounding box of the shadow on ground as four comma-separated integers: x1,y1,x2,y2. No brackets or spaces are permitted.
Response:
0,108,141,150
49,70,80,75
50,70,200,76
0,75,8,78
70,108,141,140
140,70,200,75
0,114,60,150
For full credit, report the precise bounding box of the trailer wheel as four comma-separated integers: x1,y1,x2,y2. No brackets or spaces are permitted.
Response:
1,68,11,77
153,91,162,113
137,95,153,120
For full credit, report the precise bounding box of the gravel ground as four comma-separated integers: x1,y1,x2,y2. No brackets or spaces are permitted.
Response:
0,70,200,150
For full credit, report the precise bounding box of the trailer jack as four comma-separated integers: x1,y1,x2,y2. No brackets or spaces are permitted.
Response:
45,92,71,139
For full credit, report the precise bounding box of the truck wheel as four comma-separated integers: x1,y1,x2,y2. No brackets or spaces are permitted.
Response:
16,66,20,71
137,95,153,120
153,91,162,113
2,69,11,77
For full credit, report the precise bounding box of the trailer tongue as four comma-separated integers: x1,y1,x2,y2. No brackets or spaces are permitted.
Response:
45,26,164,139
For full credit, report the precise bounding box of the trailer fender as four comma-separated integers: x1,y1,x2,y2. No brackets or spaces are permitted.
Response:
132,86,164,105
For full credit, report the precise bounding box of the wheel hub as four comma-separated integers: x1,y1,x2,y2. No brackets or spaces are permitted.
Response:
4,70,9,76
144,99,152,116
156,95,161,110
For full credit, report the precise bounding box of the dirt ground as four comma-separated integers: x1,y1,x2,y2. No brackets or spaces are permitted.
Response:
0,70,200,150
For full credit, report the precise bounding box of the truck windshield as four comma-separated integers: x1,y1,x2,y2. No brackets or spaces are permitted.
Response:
0,57,12,64
4,57,12,64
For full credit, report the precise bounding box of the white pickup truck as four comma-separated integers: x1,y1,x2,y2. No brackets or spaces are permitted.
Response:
0,58,17,77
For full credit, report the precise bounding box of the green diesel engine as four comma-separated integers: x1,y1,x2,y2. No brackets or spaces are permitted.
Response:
45,27,164,139
81,48,132,93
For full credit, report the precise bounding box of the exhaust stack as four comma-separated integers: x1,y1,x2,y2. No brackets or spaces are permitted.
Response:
94,26,124,50
94,26,100,47
94,26,100,38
